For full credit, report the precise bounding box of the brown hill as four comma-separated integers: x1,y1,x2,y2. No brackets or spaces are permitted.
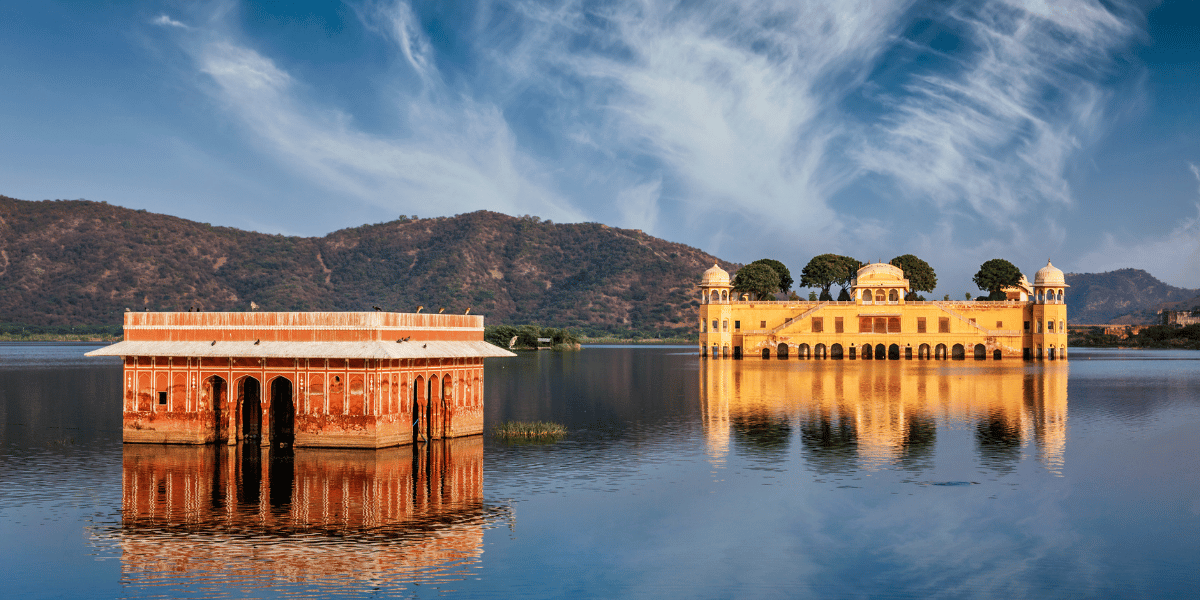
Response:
0,195,736,336
1064,269,1200,324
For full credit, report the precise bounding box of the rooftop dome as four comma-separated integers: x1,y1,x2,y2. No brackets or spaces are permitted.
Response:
701,263,730,286
1034,261,1067,287
856,262,906,283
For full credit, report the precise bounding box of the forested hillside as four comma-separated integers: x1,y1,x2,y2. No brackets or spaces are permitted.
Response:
1064,269,1200,324
0,195,735,337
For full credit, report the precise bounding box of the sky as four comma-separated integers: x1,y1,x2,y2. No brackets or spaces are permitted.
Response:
1,0,1198,296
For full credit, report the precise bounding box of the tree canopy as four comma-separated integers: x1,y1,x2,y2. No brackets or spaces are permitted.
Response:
748,258,793,293
889,254,937,293
800,254,862,297
732,263,781,301
972,259,1022,297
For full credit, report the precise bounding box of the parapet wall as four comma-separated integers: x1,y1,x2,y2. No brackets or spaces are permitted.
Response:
123,311,484,343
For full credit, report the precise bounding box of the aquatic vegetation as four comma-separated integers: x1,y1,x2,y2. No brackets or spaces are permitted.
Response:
492,421,567,440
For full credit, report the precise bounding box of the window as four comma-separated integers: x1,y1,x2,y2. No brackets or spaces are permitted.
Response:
996,321,1003,329
1059,320,1064,332
917,317,926,333
875,290,886,302
888,317,901,333
835,317,844,333
722,320,728,332
1024,321,1030,332
734,320,741,330
1047,320,1054,332
760,321,767,329
158,391,167,405
712,320,719,331
859,317,872,333
701,320,706,333
938,317,950,333
969,318,976,326
1037,321,1042,333
812,317,824,333
874,317,887,333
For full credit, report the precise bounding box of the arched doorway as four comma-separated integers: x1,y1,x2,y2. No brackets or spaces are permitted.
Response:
1060,345,1066,359
761,348,770,359
888,344,900,360
861,344,873,360
241,377,261,441
918,344,930,359
270,377,294,447
935,344,947,359
815,343,826,359
831,344,843,360
1048,347,1056,360
798,343,811,359
974,344,986,360
777,343,789,359
993,349,1002,360
875,344,887,360
952,344,965,360
427,375,439,440
205,376,227,442
412,375,426,443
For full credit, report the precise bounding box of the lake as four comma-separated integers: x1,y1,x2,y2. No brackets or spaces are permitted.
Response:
2,344,1198,598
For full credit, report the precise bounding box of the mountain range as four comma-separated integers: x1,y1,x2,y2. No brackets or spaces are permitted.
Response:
1,194,1192,332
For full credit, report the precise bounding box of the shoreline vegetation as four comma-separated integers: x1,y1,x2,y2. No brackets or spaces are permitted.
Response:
492,421,567,440
1069,324,1200,350
0,324,122,343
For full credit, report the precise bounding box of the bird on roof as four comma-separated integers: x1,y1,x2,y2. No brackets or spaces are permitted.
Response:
254,339,260,345
403,336,411,342
416,305,424,313
125,308,131,312
373,305,382,311
211,340,216,346
438,307,445,313
464,307,471,314
423,343,427,348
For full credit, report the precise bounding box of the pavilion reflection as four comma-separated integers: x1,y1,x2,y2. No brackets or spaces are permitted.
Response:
118,438,498,593
700,361,1068,475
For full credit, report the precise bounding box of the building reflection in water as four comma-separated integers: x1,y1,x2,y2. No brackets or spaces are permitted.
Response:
700,361,1068,476
119,438,501,595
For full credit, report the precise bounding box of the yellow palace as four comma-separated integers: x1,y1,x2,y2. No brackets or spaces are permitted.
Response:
698,261,1068,361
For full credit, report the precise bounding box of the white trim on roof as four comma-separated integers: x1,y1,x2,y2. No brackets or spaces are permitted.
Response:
85,340,516,359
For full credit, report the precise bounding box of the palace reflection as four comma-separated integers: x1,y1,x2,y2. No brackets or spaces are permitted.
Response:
700,361,1068,475
118,438,497,593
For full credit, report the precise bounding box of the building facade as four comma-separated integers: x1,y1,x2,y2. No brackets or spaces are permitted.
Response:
698,261,1068,360
87,311,514,447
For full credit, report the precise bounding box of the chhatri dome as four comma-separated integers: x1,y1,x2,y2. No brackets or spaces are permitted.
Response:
701,263,730,286
856,262,906,283
1034,260,1067,287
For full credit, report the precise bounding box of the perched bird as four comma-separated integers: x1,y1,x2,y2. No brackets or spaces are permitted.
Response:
373,306,382,311
438,307,445,314
211,340,216,346
125,308,131,312
423,343,427,348
416,305,424,313
254,339,261,345
402,336,411,342
464,307,471,314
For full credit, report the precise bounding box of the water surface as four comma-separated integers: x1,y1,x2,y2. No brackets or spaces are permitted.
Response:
1,344,1198,598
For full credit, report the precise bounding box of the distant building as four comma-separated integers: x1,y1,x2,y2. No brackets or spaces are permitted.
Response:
1160,309,1200,327
87,311,514,447
698,261,1068,360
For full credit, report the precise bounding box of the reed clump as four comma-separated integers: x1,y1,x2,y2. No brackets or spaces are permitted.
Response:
493,421,567,440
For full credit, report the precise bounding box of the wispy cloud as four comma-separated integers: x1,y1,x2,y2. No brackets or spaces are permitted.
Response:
152,14,189,29
1190,162,1200,196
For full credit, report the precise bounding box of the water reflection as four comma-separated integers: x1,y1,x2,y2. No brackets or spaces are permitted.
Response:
701,361,1068,476
118,438,503,596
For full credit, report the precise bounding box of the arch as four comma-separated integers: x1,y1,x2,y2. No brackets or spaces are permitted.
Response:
993,349,1002,360
875,344,887,360
721,290,729,302
918,344,931,359
875,289,886,302
974,344,986,360
1048,346,1056,360
888,344,900,360
830,343,844,360
815,343,827,359
240,376,262,441
952,344,965,360
798,343,811,359
777,343,789,359
861,344,873,360
1059,344,1066,359
712,345,720,359
269,376,294,447
1056,290,1063,303
1037,291,1044,303
888,289,899,303
412,375,426,443
761,347,771,359
710,290,720,303
722,345,730,358
935,344,947,359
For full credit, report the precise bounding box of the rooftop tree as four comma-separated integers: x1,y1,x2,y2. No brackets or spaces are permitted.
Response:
748,258,793,294
801,254,862,299
890,254,937,299
973,259,1022,301
732,263,781,301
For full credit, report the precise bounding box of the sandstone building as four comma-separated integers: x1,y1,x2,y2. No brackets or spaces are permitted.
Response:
87,311,514,447
698,261,1068,360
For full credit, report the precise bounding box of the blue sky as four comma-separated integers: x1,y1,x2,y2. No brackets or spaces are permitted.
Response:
2,0,1198,295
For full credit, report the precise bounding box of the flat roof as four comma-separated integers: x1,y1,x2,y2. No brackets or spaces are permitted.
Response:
85,340,515,359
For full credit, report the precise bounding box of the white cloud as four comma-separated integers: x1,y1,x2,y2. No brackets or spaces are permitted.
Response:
1190,162,1200,196
615,175,662,233
152,14,189,29
1074,202,1200,288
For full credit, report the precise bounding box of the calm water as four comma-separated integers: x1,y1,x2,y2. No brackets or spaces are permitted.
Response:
2,344,1199,598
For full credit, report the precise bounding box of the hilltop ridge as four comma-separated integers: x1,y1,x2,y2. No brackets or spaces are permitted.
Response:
0,195,735,337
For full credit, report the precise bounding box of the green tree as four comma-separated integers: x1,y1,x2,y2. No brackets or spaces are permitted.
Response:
748,258,794,293
808,291,818,301
889,254,937,293
800,254,861,299
732,263,781,301
973,259,1022,299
